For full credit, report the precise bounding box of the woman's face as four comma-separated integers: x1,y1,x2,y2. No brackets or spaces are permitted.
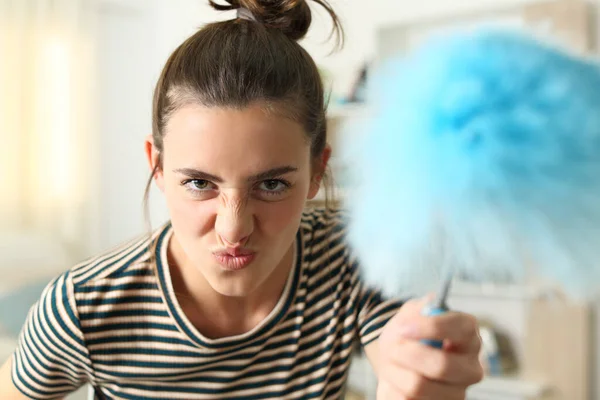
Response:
148,103,327,297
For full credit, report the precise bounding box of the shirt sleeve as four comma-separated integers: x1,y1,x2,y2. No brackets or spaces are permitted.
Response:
328,208,405,347
348,254,405,347
10,271,93,399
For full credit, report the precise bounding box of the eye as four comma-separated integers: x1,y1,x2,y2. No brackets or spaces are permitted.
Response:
255,179,291,200
259,180,288,192
183,179,217,193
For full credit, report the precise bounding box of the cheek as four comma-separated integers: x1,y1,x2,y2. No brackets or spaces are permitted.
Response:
163,178,215,235
254,190,307,237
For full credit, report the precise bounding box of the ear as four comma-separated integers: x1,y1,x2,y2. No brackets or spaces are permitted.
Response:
144,134,165,192
307,144,332,200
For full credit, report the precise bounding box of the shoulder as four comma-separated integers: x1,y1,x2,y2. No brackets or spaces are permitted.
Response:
299,206,356,276
300,206,349,238
5,224,168,397
21,224,170,339
300,206,350,249
32,223,169,322
68,224,168,290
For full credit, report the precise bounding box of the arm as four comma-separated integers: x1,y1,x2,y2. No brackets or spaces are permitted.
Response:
5,273,91,399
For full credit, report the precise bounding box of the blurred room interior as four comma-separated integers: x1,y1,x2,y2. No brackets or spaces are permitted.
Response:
1,0,599,399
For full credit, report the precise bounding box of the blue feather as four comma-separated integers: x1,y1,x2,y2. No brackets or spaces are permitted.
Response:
341,29,600,300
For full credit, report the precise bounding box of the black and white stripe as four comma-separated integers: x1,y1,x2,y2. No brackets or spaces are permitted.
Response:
11,208,403,399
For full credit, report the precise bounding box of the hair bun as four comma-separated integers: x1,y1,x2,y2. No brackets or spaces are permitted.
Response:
209,0,341,44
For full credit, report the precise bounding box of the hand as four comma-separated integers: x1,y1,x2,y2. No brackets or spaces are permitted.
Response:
375,295,484,400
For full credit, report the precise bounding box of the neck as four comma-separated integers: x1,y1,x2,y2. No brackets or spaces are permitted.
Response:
167,235,294,339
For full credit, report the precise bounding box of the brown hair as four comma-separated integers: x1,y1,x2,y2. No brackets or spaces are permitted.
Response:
143,0,343,227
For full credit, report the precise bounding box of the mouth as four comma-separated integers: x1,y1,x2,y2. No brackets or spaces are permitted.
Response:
213,248,256,271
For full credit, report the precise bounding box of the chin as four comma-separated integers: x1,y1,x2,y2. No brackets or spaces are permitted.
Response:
202,258,268,297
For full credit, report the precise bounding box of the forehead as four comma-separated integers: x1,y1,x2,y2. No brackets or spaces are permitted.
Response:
163,104,311,170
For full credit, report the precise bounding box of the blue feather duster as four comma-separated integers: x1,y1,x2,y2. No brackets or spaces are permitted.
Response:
342,29,600,301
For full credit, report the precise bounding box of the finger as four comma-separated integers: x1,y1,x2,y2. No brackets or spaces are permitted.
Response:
445,326,482,355
386,339,484,385
379,366,467,400
392,311,481,352
382,295,438,334
394,294,437,316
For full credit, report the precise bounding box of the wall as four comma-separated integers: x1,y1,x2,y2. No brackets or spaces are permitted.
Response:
91,0,230,254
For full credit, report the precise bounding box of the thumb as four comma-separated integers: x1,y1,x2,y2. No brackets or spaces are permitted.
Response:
397,292,438,317
384,292,438,334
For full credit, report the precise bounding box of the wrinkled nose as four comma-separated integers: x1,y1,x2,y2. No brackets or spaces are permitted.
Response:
214,192,253,246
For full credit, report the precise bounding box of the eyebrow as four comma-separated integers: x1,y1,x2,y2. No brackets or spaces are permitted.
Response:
173,166,298,183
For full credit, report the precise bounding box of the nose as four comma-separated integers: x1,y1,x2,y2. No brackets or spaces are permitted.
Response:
215,191,254,246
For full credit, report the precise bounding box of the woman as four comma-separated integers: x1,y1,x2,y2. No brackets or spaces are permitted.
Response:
0,0,483,398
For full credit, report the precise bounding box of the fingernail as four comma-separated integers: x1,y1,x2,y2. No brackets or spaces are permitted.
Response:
397,324,418,337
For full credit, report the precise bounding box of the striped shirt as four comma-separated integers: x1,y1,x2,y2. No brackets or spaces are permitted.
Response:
11,207,403,399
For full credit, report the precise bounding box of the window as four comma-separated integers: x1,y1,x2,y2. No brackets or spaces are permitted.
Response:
0,0,96,273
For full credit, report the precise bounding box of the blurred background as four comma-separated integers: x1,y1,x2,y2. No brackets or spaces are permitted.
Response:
1,0,599,399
